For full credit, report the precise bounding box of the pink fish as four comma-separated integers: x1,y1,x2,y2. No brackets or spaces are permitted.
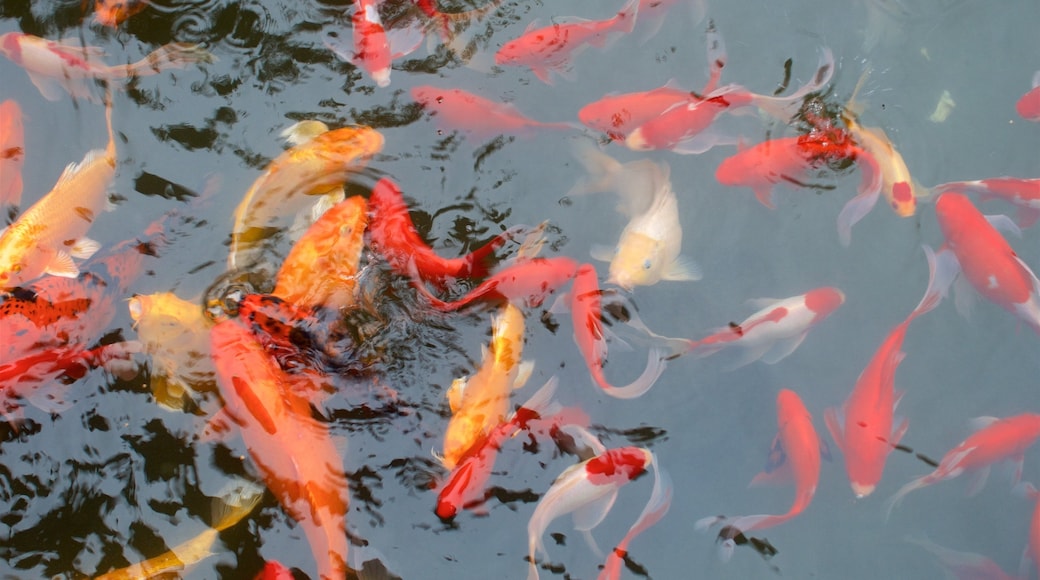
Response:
1016,71,1040,121
495,0,639,84
411,85,576,140
323,0,424,87
885,414,1040,517
934,192,1040,335
0,99,24,218
931,177,1040,228
697,389,825,560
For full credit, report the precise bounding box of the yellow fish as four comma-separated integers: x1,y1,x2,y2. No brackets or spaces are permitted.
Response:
228,121,383,270
442,302,533,470
0,100,115,288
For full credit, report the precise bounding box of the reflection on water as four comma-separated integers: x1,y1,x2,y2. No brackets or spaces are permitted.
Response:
1,0,1039,579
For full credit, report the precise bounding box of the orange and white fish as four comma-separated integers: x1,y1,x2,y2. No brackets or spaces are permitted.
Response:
323,0,424,88
411,86,577,140
697,388,825,560
527,446,658,580
93,0,150,28
0,33,213,102
931,177,1040,229
228,121,383,270
273,195,367,311
572,145,700,290
885,413,1040,518
210,318,350,580
0,99,24,219
934,192,1040,335
0,101,115,288
1017,71,1040,122
495,0,639,84
441,302,533,469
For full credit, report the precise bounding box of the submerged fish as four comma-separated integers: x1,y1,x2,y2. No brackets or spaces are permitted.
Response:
0,99,24,218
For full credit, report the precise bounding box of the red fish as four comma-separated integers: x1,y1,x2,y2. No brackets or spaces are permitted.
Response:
0,99,24,218
1016,71,1040,122
412,256,580,312
931,177,1040,228
323,0,424,88
210,318,350,580
495,0,639,84
93,0,149,28
411,86,577,140
934,192,1040,335
697,389,825,560
569,264,666,398
367,177,523,288
885,414,1040,517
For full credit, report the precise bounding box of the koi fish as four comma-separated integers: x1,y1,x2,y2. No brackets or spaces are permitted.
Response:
697,389,825,561
0,99,24,218
93,0,150,28
934,192,1040,335
931,177,1040,229
495,0,639,84
527,447,655,580
411,86,577,140
323,0,424,88
228,121,383,270
677,287,845,368
273,195,368,311
569,264,667,399
0,100,115,288
210,318,351,580
1017,71,1040,122
367,177,524,289
0,33,213,102
572,145,700,290
839,69,928,220
825,246,956,497
441,302,533,469
625,48,835,154
598,458,672,580
885,414,1040,518
412,255,580,312
905,535,1021,580
94,484,262,579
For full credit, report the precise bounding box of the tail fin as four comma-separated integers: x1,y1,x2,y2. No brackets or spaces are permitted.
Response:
753,48,835,121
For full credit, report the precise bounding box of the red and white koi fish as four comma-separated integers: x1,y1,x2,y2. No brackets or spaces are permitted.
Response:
934,192,1040,335
0,33,213,102
676,287,845,368
0,99,24,218
323,0,424,87
367,177,524,288
905,535,1021,580
210,318,350,580
825,246,956,497
697,389,825,561
885,413,1040,518
598,452,672,580
495,0,639,84
93,0,150,28
527,447,657,580
0,101,115,288
626,48,834,154
931,177,1040,229
569,264,667,399
412,255,580,312
1017,71,1040,122
411,85,577,140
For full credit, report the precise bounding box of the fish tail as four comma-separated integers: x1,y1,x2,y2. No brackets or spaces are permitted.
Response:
103,88,116,161
597,347,667,399
843,66,873,123
126,42,216,78
612,0,640,35
909,245,959,322
210,483,263,531
752,47,835,122
883,475,929,520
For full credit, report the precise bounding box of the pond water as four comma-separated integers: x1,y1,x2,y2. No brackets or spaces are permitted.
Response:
1,0,1038,579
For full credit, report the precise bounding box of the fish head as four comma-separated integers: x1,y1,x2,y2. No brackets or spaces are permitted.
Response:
776,389,809,424
608,232,665,290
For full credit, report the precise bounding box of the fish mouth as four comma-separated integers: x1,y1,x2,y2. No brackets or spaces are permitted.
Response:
851,481,875,498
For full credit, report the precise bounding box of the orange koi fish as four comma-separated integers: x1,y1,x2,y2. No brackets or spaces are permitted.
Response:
905,535,1020,580
273,195,367,311
569,264,667,399
625,48,834,154
0,33,213,102
411,86,577,140
934,192,1040,335
697,389,825,560
228,121,383,270
93,0,150,28
210,318,350,580
323,0,424,88
527,447,660,580
1017,71,1040,122
0,101,115,288
0,99,24,219
825,246,956,497
885,414,1040,518
495,0,639,84
441,302,532,469
931,177,1040,229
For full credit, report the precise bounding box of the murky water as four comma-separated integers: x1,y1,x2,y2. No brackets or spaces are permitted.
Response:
1,0,1038,578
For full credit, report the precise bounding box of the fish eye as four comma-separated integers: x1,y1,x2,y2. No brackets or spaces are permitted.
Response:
643,259,652,270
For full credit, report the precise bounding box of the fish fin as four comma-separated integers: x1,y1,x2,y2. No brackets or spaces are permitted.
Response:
447,377,467,413
1033,70,1040,88
884,475,929,520
670,128,735,155
1015,207,1040,229
1011,454,1025,487
722,342,771,370
837,181,881,246
753,184,777,209
311,187,345,221
598,347,667,399
69,237,100,260
24,71,69,102
531,66,555,85
758,331,808,365
589,244,616,263
823,407,845,453
662,255,702,281
890,415,909,447
983,213,1022,237
555,423,608,459
751,462,792,487
967,416,1000,431
963,466,990,496
820,438,832,462
44,251,80,278
210,481,264,531
279,120,329,146
56,149,107,185
387,24,426,59
572,488,618,532
745,297,783,309
952,274,976,319
514,360,534,389
568,141,622,197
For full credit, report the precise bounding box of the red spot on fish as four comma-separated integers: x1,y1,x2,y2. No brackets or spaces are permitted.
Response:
892,182,912,203
585,448,648,485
